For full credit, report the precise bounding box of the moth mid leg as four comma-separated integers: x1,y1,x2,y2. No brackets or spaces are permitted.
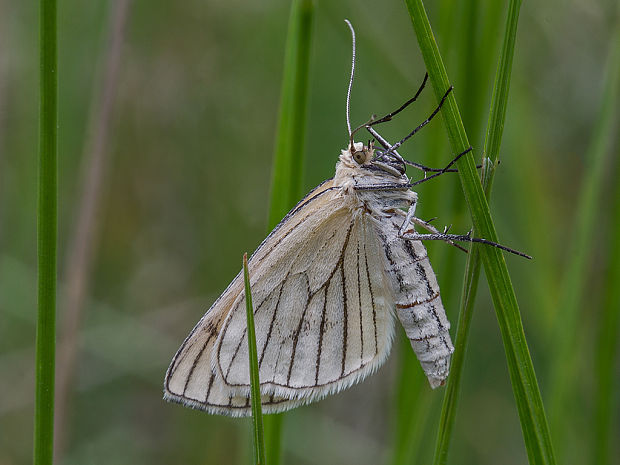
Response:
399,227,532,259
395,207,468,253
406,217,469,253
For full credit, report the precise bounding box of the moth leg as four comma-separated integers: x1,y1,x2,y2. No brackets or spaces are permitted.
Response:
376,86,453,156
399,229,532,259
397,200,418,237
396,206,468,253
353,183,412,192
408,217,469,253
365,73,428,128
369,126,478,174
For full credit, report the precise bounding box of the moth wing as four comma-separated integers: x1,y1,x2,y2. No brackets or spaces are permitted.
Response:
164,180,395,416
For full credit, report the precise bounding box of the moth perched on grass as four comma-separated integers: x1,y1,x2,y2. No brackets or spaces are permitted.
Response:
164,21,528,417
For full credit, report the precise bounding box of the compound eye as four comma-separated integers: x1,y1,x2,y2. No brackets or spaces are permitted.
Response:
353,150,366,164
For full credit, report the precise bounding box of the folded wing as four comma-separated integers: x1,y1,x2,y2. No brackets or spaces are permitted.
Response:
164,181,395,416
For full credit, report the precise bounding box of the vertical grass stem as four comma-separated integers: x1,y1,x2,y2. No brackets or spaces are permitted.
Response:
34,0,58,463
268,0,315,230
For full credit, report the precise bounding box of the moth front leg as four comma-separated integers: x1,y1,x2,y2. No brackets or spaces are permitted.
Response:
398,198,418,237
354,183,419,222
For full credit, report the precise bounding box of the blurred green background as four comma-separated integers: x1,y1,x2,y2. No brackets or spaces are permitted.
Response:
2,0,619,464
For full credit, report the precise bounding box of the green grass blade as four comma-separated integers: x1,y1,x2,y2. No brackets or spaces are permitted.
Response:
390,337,433,465
481,0,522,195
34,0,58,463
264,413,283,465
389,4,461,457
243,253,266,465
403,1,556,463
594,149,620,464
433,2,522,463
432,248,482,465
268,0,315,230
265,1,315,464
547,15,620,460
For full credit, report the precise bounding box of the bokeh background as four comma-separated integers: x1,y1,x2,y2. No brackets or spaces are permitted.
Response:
1,0,619,464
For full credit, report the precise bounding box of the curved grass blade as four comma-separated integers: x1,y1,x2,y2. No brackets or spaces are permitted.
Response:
34,0,58,463
265,1,315,464
547,15,620,461
403,0,556,463
243,253,266,465
433,1,523,463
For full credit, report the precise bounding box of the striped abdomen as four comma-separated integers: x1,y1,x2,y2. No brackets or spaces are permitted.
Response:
376,214,454,388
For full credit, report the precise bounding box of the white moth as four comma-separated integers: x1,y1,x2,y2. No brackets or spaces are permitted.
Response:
164,21,524,417
164,140,455,416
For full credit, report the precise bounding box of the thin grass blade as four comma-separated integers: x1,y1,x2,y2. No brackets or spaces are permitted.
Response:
403,0,556,463
243,253,266,465
265,1,315,464
34,0,58,463
433,1,523,463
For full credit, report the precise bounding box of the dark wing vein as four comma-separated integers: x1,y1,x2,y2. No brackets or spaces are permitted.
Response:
340,264,348,377
182,332,215,395
363,236,378,356
258,279,288,369
357,240,364,360
224,294,273,380
315,287,328,384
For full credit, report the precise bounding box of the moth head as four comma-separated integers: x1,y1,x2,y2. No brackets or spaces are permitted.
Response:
349,141,374,165
342,140,406,179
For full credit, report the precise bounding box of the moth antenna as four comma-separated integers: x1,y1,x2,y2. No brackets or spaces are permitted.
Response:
344,19,356,151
